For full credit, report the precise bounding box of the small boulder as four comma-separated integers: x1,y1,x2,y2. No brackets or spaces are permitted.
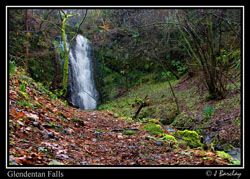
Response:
156,141,164,146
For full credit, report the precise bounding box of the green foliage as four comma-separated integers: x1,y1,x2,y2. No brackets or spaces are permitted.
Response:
34,101,42,108
17,100,33,108
20,83,26,92
203,105,215,118
235,117,240,126
149,119,159,123
9,61,16,74
94,129,103,133
18,91,29,100
28,53,56,88
142,122,163,135
159,118,168,125
38,82,49,95
113,113,119,118
171,60,187,76
48,91,57,101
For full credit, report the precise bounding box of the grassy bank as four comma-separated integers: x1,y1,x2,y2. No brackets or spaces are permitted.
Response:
98,73,241,149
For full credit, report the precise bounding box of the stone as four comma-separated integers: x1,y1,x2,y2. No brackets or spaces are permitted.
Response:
32,121,39,127
156,141,164,146
48,132,54,138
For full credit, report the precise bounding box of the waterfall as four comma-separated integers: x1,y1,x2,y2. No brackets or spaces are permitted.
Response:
67,35,98,110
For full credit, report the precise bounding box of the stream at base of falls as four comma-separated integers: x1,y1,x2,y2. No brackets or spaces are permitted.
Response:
165,126,241,161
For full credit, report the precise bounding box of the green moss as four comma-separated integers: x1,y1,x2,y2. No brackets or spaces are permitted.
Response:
174,130,202,148
216,151,233,162
142,122,163,135
149,118,159,123
122,130,138,135
171,113,196,128
161,133,177,143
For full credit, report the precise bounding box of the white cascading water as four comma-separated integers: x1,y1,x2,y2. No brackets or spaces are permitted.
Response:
68,35,98,110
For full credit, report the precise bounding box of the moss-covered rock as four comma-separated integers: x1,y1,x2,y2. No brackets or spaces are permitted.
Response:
216,151,233,162
122,130,138,135
142,122,163,135
174,130,203,148
171,113,196,129
161,133,177,143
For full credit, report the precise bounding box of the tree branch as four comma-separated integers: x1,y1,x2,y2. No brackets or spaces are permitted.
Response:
40,18,63,31
69,10,88,45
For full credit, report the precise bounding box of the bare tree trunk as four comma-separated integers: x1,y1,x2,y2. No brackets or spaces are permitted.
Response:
51,47,60,89
160,61,180,114
25,9,29,72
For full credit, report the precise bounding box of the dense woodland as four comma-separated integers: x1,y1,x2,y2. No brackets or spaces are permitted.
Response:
8,8,242,166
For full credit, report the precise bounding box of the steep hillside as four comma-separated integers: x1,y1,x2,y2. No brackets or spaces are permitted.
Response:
8,68,239,166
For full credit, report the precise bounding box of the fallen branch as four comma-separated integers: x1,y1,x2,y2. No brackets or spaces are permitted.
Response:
132,95,150,120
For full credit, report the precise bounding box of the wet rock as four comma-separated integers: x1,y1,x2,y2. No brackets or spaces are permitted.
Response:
156,141,164,146
54,136,60,140
48,132,54,138
153,155,162,159
56,124,63,129
32,122,39,127
128,146,138,150
166,126,176,134
226,148,241,160
204,132,215,144
45,117,51,122
214,144,223,151
213,142,234,152
41,130,49,139
56,154,69,160
63,129,69,135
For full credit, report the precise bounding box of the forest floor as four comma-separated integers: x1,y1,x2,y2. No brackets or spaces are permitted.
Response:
8,68,241,166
